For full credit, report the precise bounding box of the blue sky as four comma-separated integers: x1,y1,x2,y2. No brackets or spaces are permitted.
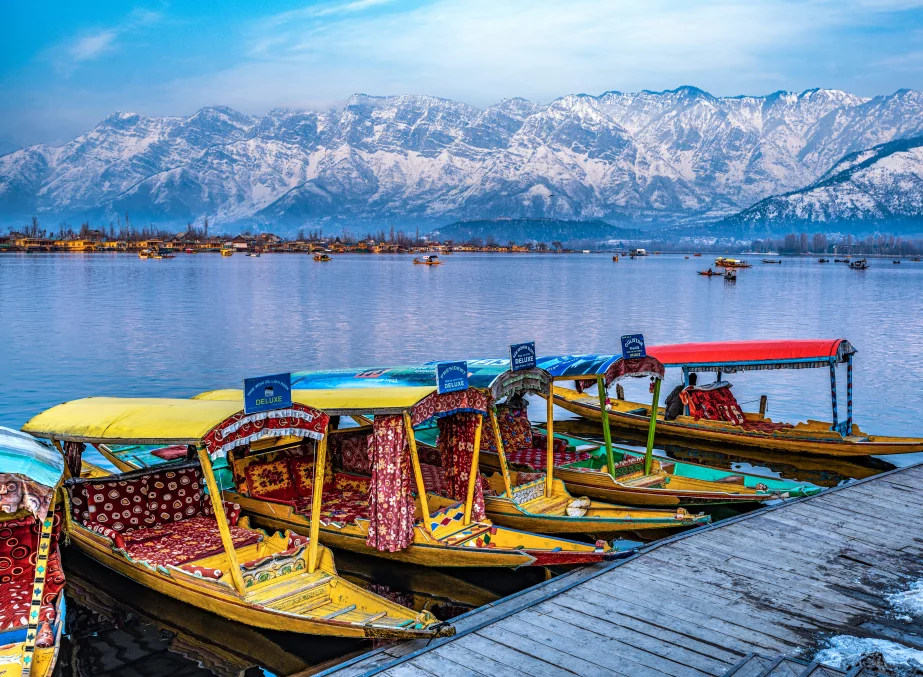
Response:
5,0,923,147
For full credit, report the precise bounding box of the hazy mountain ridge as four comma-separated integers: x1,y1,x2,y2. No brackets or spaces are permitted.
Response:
4,88,923,233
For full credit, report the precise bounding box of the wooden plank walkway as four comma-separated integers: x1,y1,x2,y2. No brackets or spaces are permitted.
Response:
315,462,923,677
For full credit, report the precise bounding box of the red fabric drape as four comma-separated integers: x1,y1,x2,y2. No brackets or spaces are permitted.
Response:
365,415,415,552
680,385,745,425
437,414,485,521
63,441,85,478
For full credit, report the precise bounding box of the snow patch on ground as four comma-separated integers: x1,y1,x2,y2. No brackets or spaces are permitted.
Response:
889,581,923,618
815,635,923,672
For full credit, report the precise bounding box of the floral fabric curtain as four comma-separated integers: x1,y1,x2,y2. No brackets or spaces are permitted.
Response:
365,415,415,552
437,413,485,521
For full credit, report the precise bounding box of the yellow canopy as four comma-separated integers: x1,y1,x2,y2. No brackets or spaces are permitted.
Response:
195,386,437,415
22,397,251,445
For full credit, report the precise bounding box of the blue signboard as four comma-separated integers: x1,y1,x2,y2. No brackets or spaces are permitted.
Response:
244,373,292,414
620,334,646,360
509,342,537,372
435,361,469,394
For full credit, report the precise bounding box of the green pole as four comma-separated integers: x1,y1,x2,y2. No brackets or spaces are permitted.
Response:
597,375,615,477
644,378,662,475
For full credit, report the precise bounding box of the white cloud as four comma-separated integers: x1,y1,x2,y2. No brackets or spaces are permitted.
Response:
70,30,118,62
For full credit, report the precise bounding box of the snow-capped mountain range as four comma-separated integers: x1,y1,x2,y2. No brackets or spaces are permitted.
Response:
4,87,923,234
718,135,923,235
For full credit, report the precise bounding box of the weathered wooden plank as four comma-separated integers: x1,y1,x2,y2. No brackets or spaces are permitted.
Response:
422,645,519,677
555,586,744,664
566,581,787,655
447,632,580,677
384,663,443,677
480,621,628,677
514,607,678,677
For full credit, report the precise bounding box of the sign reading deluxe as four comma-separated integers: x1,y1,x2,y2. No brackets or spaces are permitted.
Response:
244,373,293,414
509,342,537,372
436,361,469,394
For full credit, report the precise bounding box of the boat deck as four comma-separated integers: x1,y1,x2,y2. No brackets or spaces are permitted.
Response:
315,462,923,677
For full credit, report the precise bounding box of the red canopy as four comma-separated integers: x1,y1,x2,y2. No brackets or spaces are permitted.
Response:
648,339,855,372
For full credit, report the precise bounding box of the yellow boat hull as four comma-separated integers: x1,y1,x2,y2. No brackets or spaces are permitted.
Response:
228,491,617,568
65,521,451,639
552,386,923,457
482,476,710,535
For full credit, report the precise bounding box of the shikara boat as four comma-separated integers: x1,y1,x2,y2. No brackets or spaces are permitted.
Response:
195,382,633,566
715,257,752,268
0,427,66,677
762,259,782,264
413,255,441,265
698,270,722,276
22,398,451,639
279,364,711,536
550,340,923,457
314,254,332,262
471,356,799,507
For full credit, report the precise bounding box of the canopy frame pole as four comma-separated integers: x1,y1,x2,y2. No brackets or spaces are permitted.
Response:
644,379,662,475
597,375,615,477
682,367,690,416
846,354,854,434
195,446,246,595
403,412,433,535
489,407,514,499
307,433,329,573
50,439,75,538
545,392,555,498
463,414,484,525
22,490,56,677
829,360,840,433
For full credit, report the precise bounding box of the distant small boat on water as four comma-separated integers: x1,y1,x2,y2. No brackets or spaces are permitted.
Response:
612,255,619,261
762,259,782,264
698,269,722,277
413,254,441,265
834,258,850,263
724,269,737,281
893,260,901,264
850,259,868,270
313,253,332,262
818,258,830,263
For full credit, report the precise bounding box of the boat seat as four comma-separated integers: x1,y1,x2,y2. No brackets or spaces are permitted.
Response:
0,516,65,633
681,384,746,425
520,494,571,516
740,419,794,434
120,516,261,567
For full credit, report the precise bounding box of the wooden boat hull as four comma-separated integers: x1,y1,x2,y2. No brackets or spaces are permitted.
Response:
65,524,451,639
230,491,621,567
552,386,923,457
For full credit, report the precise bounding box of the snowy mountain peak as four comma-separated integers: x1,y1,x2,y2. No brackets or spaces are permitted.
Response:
3,86,923,233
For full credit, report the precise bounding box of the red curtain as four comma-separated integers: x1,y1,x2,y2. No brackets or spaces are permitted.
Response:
365,415,415,552
63,441,85,478
437,414,485,521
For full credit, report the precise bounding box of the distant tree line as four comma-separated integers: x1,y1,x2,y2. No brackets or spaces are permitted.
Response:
750,232,922,256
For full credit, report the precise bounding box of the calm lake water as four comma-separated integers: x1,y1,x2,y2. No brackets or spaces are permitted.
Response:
2,251,921,439
2,251,923,675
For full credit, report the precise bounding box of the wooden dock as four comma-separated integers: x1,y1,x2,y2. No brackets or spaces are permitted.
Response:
315,462,923,677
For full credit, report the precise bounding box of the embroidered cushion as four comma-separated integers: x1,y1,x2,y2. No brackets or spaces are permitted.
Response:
122,516,260,567
246,459,296,502
202,499,242,526
334,473,370,494
84,476,151,532
338,432,371,474
290,456,335,498
179,564,224,580
147,467,203,526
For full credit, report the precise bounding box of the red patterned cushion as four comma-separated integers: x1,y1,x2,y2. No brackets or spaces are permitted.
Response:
0,518,64,630
122,516,261,567
334,473,370,494
504,447,591,471
201,499,242,526
147,467,203,526
86,522,126,549
530,432,568,455
480,408,533,453
317,493,368,524
84,476,151,532
67,483,90,525
420,463,447,494
335,431,371,474
290,456,335,498
151,445,189,461
246,459,296,502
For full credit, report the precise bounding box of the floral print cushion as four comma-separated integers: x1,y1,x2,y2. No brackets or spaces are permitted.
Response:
290,456,334,498
479,407,534,454
334,473,370,494
0,518,64,630
246,459,296,502
147,467,204,526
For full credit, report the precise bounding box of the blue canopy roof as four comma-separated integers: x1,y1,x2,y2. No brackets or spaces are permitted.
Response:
291,361,551,399
0,426,64,488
